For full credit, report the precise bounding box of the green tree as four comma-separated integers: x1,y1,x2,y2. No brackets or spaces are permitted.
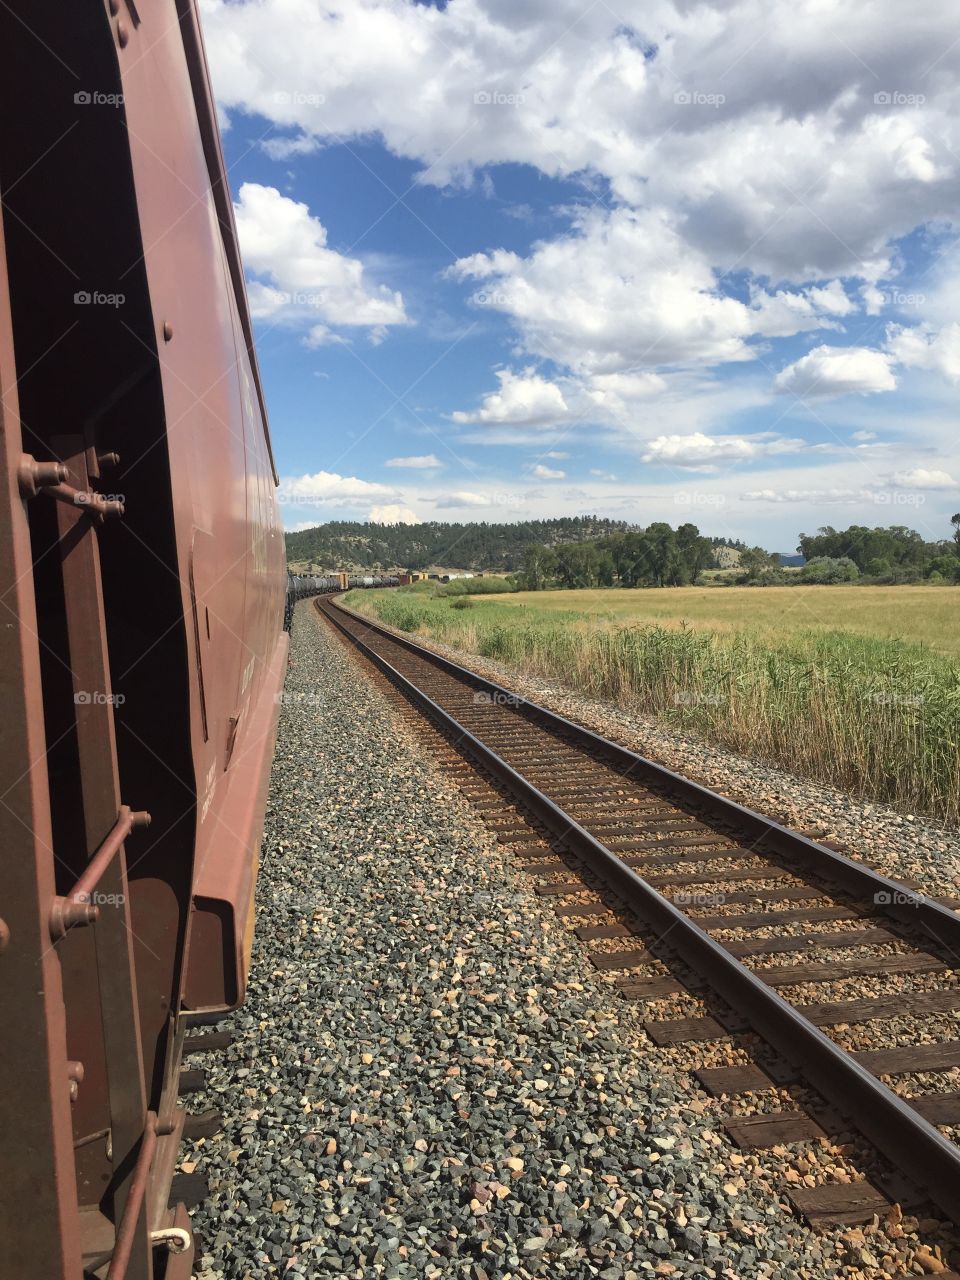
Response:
518,544,556,590
739,546,780,581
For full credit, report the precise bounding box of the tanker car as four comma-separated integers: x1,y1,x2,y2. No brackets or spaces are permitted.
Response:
0,1,287,1275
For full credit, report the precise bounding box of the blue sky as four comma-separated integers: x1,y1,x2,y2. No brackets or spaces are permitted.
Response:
205,0,960,552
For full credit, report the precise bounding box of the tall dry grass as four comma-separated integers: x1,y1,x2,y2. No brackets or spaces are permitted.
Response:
346,591,960,822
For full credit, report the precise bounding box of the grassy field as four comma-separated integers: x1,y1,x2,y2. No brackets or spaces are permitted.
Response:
345,584,960,822
485,585,960,657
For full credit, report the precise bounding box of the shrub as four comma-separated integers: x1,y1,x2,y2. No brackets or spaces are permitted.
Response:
798,556,860,584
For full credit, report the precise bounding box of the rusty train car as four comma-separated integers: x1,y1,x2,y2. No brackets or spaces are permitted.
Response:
0,1,288,1276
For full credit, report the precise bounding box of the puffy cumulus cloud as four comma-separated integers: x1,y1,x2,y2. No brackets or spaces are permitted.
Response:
432,491,492,509
278,470,395,506
451,368,570,425
774,345,898,397
642,431,808,471
385,454,442,469
369,504,419,524
886,323,960,382
448,210,865,375
234,183,407,336
205,0,960,282
530,463,565,479
892,468,957,489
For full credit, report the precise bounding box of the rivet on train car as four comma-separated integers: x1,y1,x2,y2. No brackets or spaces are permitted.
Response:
117,20,129,47
49,896,100,942
17,454,67,500
0,917,9,953
97,452,120,471
163,321,174,342
67,1061,84,1103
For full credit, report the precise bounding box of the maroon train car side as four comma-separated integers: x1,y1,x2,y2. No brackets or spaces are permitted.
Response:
0,2,287,1276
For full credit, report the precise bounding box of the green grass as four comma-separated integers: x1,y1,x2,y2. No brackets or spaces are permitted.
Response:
344,586,960,822
487,585,960,657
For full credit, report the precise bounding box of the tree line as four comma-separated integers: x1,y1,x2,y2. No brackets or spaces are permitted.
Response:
518,523,720,589
285,516,631,571
516,517,960,590
285,515,745,573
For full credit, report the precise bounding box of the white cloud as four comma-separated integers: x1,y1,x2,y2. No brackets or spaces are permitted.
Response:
886,323,960,382
234,183,407,336
530,464,565,479
742,488,867,504
448,210,857,376
303,324,348,348
369,504,419,524
385,454,442,469
643,431,808,471
452,368,569,425
891,468,957,489
774,345,898,397
433,491,491,508
545,451,570,459
206,0,960,282
278,470,394,505
852,430,877,441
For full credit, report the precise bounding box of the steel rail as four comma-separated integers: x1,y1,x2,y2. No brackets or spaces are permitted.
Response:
318,593,960,1223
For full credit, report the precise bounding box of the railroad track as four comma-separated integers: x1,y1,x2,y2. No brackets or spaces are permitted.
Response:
316,593,960,1232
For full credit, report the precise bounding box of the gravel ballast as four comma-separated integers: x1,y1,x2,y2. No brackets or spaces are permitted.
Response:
187,602,959,1278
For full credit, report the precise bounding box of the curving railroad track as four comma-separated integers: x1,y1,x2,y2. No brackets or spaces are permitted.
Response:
316,593,960,1232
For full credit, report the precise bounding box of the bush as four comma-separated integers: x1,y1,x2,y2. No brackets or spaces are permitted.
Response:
865,557,892,578
450,595,474,609
438,576,517,597
798,556,860,584
926,554,960,583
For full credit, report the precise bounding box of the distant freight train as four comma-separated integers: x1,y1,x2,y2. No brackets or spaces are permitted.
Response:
284,572,399,628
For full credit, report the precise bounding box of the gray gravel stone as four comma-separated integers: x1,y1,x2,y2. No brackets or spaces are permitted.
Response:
184,601,955,1278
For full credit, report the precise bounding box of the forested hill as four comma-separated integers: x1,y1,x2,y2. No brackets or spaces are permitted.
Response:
285,516,630,570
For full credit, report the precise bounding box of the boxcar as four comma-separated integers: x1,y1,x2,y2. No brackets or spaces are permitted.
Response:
0,1,287,1275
